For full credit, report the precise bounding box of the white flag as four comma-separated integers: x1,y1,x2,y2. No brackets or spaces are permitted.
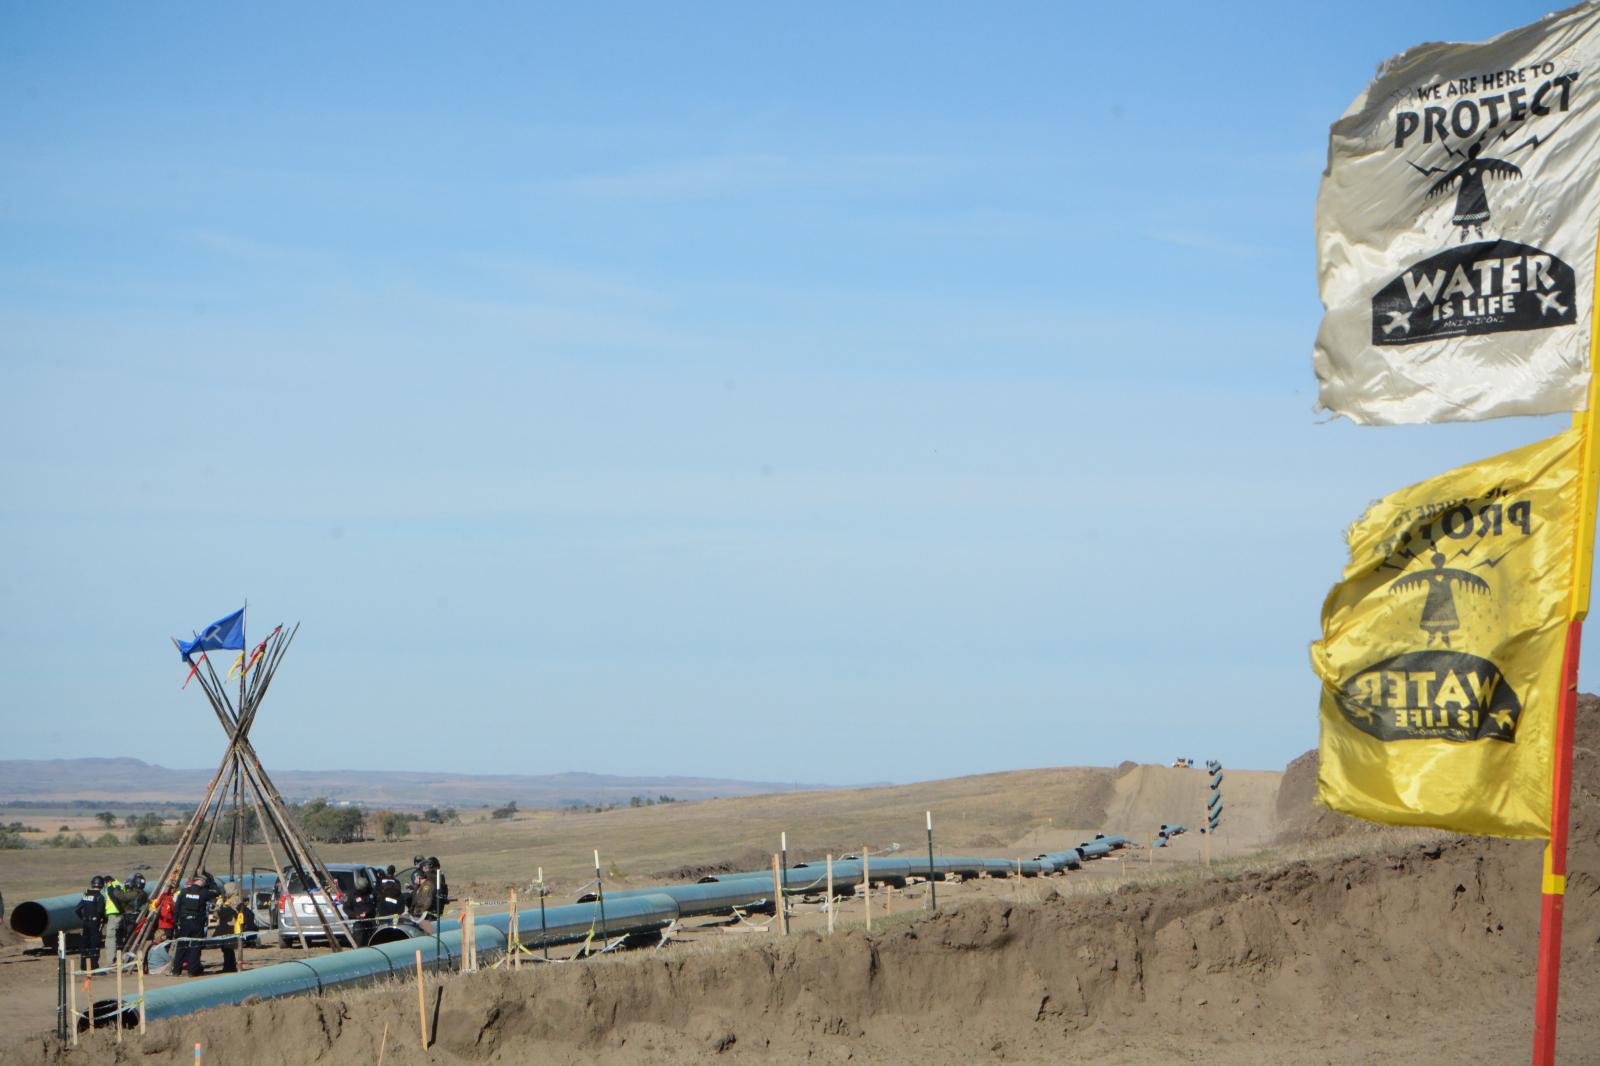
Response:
1315,3,1600,424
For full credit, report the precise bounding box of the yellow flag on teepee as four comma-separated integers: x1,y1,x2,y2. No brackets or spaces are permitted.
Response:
1310,428,1582,838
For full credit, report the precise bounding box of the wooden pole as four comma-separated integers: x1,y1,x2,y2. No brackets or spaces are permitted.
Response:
780,831,789,929
56,931,66,1044
826,855,834,936
863,849,871,932
414,949,427,1049
771,855,788,935
509,890,519,971
174,626,354,953
138,964,145,1035
538,867,548,961
925,811,937,911
68,961,77,1046
593,850,608,949
377,1022,389,1066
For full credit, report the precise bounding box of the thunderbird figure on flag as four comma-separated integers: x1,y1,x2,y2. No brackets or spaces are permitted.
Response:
1420,140,1522,241
1388,552,1491,647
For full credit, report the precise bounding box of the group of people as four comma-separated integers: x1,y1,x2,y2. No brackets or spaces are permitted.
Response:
164,873,255,977
72,856,449,977
74,871,255,977
406,855,449,920
333,857,449,944
72,872,148,972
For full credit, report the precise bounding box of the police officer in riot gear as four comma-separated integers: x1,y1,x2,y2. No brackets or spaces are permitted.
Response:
73,877,106,973
376,865,404,923
348,871,376,945
174,874,219,977
410,865,436,920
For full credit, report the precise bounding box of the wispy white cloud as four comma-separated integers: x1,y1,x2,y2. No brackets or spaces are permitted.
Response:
1143,228,1269,258
557,152,963,201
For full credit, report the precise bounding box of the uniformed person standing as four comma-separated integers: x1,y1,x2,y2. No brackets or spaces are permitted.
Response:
73,878,106,974
174,875,218,977
118,874,150,956
348,876,376,946
100,874,126,969
410,865,436,920
212,889,243,973
376,865,404,924
427,857,449,913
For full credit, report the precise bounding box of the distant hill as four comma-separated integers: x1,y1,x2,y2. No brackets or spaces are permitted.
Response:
0,758,838,808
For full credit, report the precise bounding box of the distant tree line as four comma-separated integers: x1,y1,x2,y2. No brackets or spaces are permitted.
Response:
560,794,680,814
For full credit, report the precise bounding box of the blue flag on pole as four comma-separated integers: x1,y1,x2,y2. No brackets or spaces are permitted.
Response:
177,608,245,661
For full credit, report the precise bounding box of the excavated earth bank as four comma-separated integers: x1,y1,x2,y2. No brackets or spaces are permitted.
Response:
8,702,1596,1065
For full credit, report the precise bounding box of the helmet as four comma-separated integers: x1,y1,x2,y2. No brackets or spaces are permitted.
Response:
129,874,146,888
89,876,104,890
386,865,396,875
412,855,426,866
188,875,204,887
427,857,440,868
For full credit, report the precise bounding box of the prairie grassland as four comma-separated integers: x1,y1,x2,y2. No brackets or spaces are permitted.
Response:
0,764,1283,908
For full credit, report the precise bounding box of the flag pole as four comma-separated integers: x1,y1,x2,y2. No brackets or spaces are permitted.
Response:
1531,233,1600,1066
236,600,248,892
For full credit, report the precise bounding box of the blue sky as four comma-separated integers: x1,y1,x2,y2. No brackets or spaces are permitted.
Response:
0,2,1583,786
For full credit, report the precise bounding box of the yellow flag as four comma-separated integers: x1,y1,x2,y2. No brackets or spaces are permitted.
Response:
1310,429,1581,838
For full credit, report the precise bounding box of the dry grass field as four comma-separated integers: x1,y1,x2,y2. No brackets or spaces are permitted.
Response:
0,763,1281,905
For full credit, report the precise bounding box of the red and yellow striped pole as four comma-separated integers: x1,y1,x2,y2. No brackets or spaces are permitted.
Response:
1531,246,1600,1066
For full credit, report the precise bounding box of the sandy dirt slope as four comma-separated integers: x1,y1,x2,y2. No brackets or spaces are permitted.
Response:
1099,763,1280,850
25,815,1590,1066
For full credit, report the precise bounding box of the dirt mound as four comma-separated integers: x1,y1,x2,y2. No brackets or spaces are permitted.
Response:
1098,763,1280,850
99,822,1594,1066
1273,748,1394,844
